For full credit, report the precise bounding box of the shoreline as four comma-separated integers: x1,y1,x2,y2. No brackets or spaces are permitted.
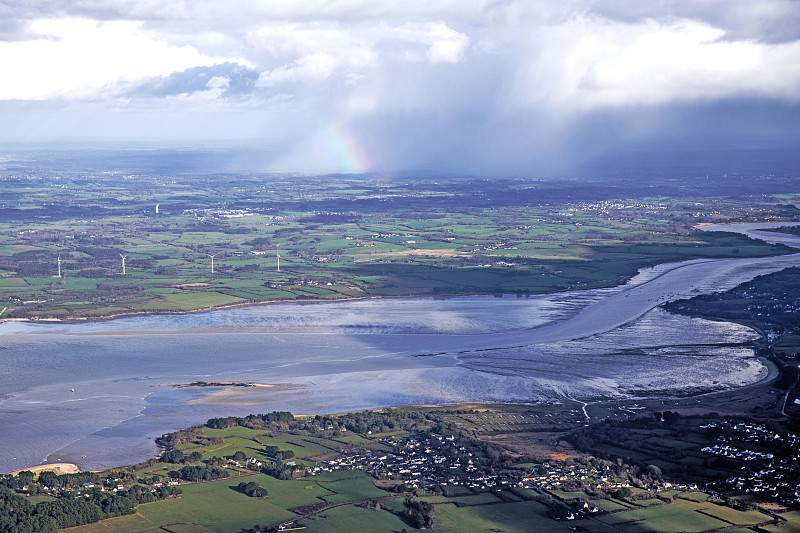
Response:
3,222,797,475
0,292,442,327
0,257,771,329
6,353,783,476
4,220,799,327
7,462,80,476
2,315,784,477
3,342,778,477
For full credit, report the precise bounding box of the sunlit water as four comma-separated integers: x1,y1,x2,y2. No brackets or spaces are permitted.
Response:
0,222,798,472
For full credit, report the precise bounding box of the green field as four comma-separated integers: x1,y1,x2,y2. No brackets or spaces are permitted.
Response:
1,172,796,320
99,476,298,533
317,474,390,503
592,498,634,512
632,501,734,531
699,504,773,525
6,404,798,533
759,510,800,533
431,500,587,533
301,503,409,532
420,492,504,507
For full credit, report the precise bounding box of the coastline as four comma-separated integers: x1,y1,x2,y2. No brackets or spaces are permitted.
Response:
7,462,80,476
0,257,773,329
5,350,783,477
5,219,799,327
0,292,431,327
2,222,798,475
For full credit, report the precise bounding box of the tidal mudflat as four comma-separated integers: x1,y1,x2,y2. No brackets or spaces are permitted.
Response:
1,223,798,473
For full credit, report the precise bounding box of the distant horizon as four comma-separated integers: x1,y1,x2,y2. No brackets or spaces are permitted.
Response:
2,1,799,177
1,143,798,179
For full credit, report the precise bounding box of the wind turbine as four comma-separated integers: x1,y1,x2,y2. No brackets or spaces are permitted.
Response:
276,248,281,272
207,253,216,273
57,255,61,277
155,203,160,214
120,254,127,275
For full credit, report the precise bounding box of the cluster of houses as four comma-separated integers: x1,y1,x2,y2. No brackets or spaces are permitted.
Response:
519,462,699,494
701,443,774,462
25,476,181,499
521,463,628,492
183,207,255,219
21,478,126,498
290,433,675,496
147,479,181,492
699,420,798,446
722,461,800,506
225,457,264,469
296,433,525,491
708,281,800,327
304,434,469,489
700,420,800,506
472,241,519,253
368,232,411,240
561,200,668,223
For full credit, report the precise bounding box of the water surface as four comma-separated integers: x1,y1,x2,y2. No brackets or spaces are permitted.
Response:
1,222,798,472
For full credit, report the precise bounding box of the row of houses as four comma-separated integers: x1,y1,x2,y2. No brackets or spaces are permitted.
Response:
711,420,797,446
701,444,774,461
29,475,180,500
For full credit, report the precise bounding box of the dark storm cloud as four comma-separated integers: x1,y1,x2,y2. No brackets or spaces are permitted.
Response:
126,62,260,98
1,1,799,176
330,97,800,177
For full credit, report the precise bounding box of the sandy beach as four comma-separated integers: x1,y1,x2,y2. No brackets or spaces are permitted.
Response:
8,462,80,476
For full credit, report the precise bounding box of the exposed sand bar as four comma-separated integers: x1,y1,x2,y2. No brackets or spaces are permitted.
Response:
184,382,305,406
8,462,80,476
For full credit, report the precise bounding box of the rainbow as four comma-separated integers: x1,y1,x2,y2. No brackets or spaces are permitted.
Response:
318,123,375,174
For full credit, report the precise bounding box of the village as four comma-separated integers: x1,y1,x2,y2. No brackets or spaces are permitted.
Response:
4,409,800,532
292,431,683,497
700,420,800,506
282,419,800,512
31,420,798,514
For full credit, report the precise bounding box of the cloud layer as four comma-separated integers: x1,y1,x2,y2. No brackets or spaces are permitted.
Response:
1,1,799,175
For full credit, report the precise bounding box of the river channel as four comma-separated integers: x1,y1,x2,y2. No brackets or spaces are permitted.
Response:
1,222,799,473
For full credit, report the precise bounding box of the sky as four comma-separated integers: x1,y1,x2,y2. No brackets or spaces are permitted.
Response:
1,0,799,176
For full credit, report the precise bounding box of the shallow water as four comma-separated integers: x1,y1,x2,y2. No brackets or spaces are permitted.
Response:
0,222,798,472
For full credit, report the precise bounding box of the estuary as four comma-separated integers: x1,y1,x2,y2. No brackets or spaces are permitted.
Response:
1,222,799,473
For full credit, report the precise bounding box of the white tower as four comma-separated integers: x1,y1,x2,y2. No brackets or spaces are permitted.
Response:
120,254,127,275
155,203,159,214
208,253,216,273
57,256,61,277
277,249,281,272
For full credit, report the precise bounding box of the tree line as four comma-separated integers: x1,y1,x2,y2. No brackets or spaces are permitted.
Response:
0,479,179,533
